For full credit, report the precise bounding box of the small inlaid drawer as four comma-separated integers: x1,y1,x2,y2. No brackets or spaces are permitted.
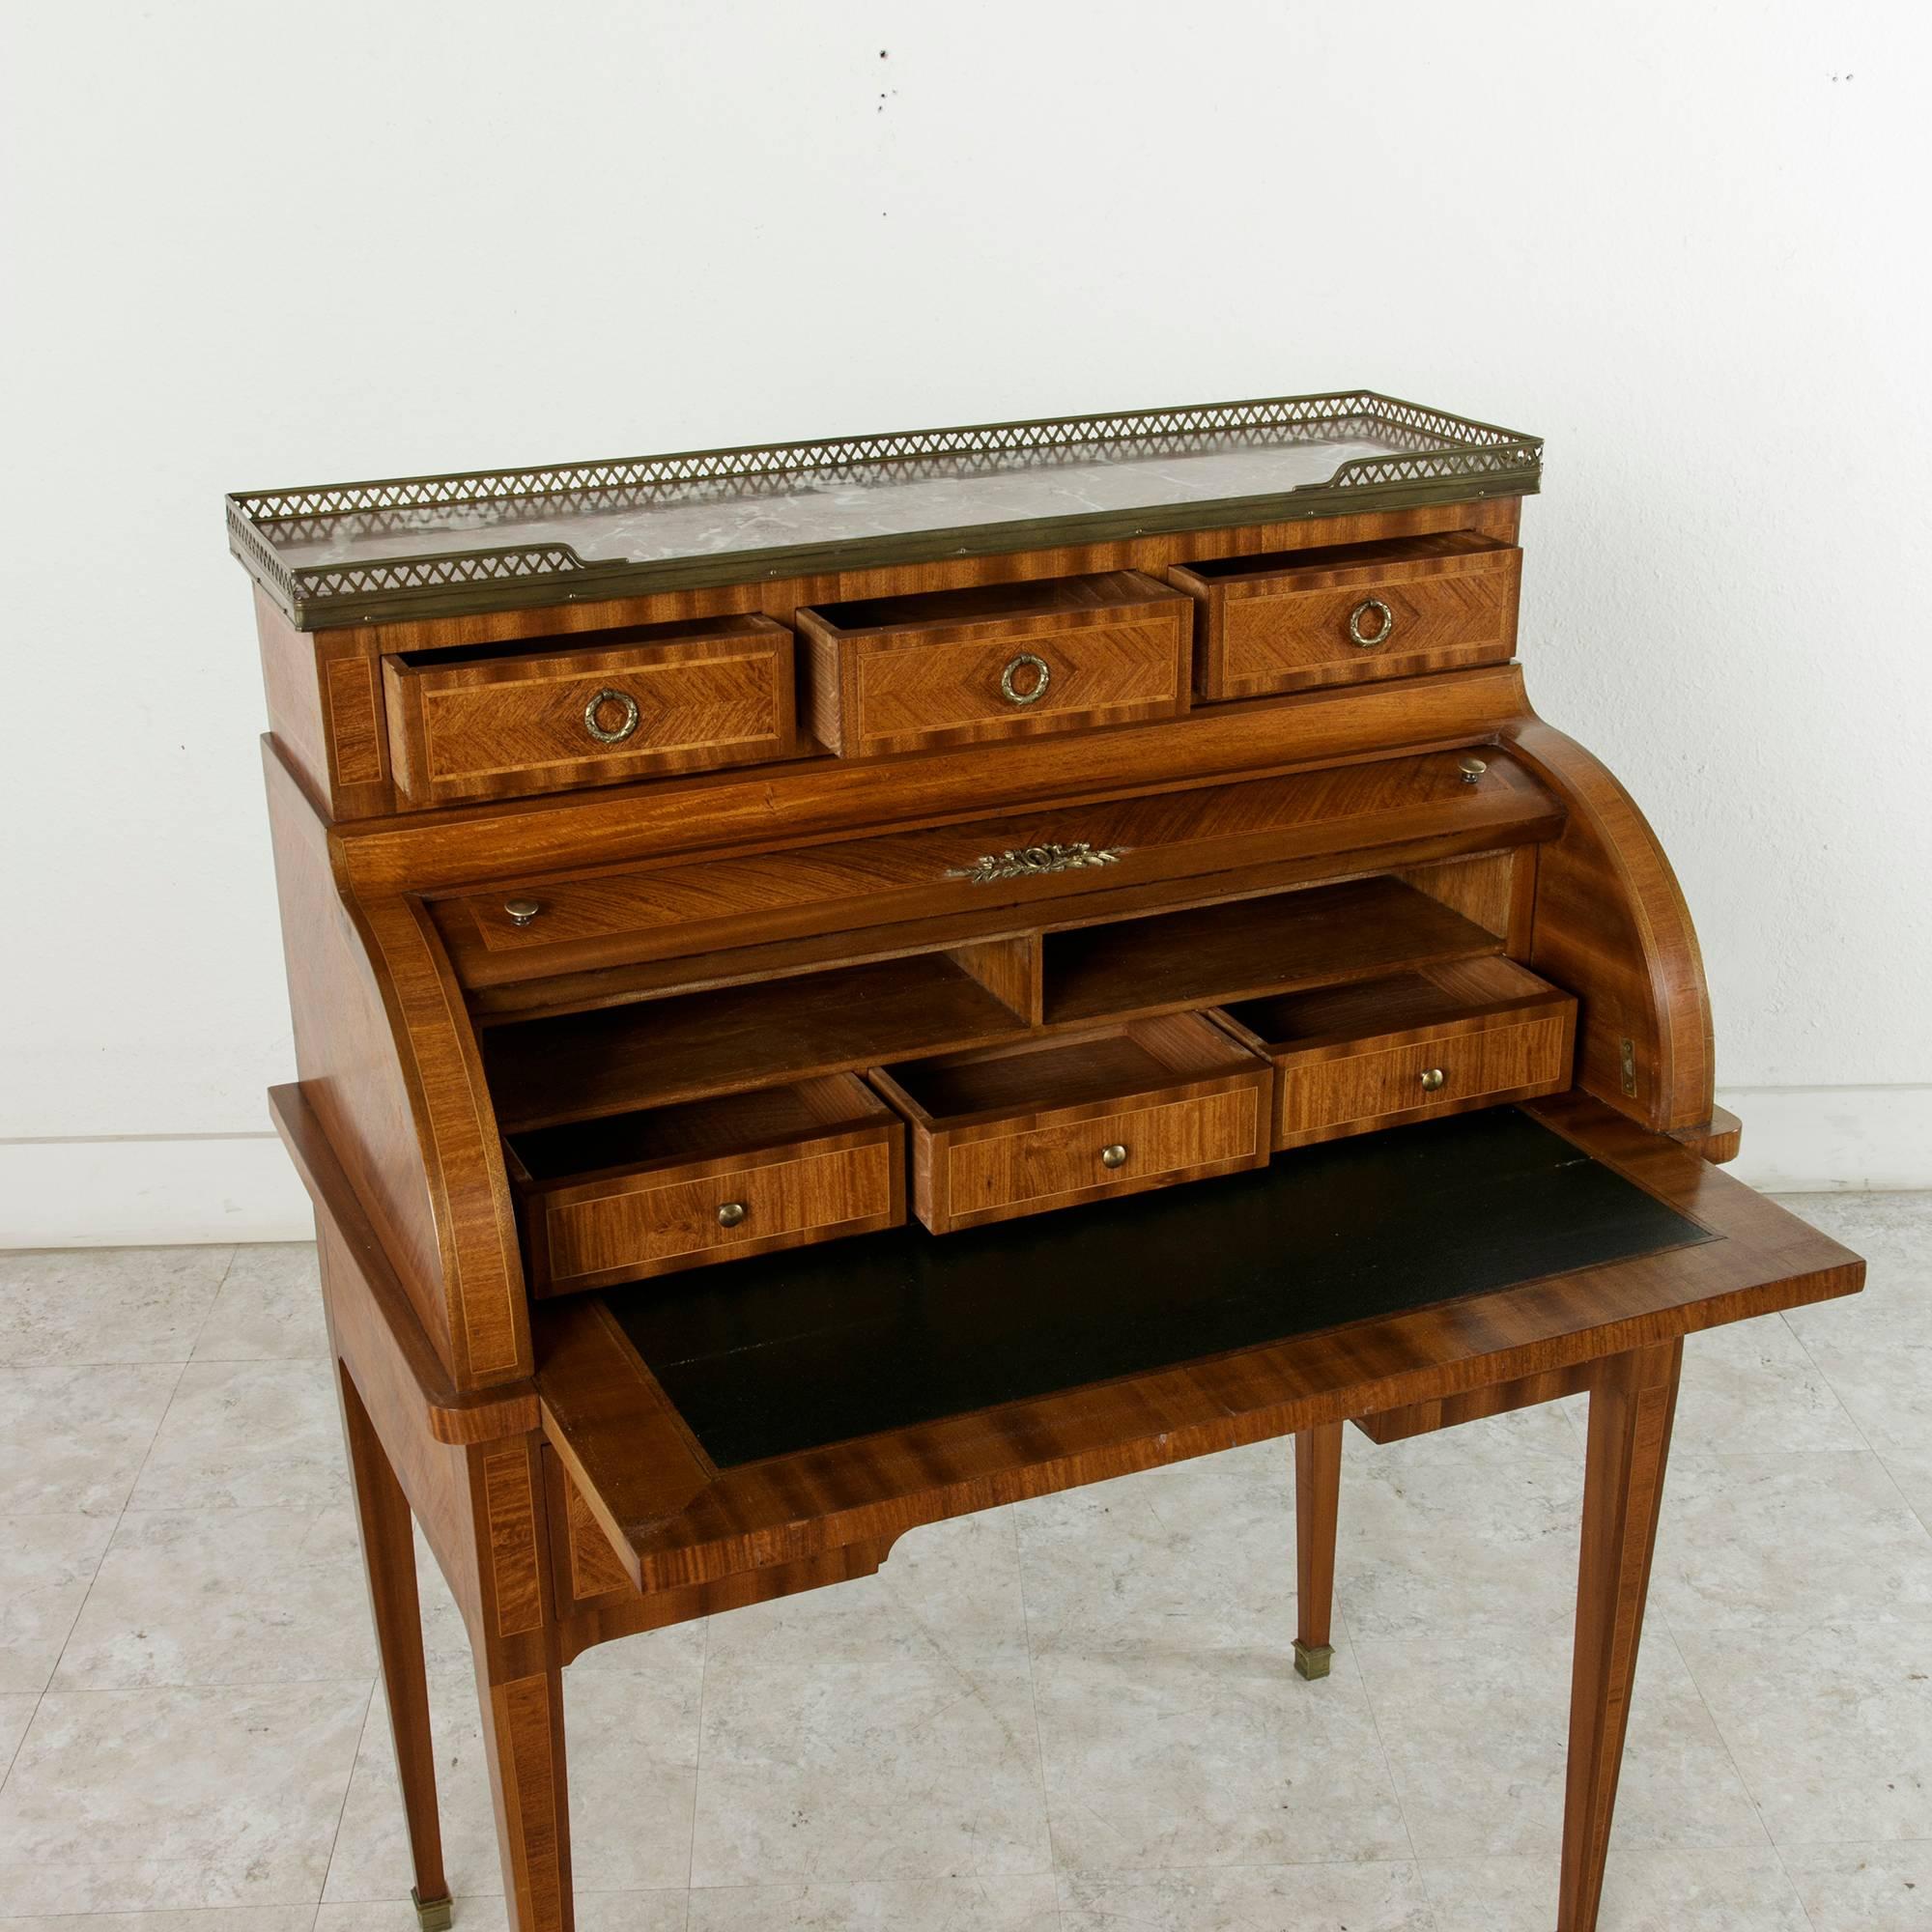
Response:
867,1012,1270,1235
1211,956,1575,1151
383,613,795,809
1169,532,1520,700
795,570,1191,757
503,1075,903,1294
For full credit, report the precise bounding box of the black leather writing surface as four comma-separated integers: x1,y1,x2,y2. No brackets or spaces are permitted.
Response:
606,1110,1710,1469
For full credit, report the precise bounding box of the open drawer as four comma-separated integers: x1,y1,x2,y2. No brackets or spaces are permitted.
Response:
1169,531,1520,700
1211,956,1577,1149
504,1074,905,1294
868,1013,1271,1234
795,569,1192,756
384,613,797,808
530,1094,1861,1595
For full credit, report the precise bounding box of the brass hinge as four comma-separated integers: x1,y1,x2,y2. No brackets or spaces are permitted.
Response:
1620,1037,1638,1098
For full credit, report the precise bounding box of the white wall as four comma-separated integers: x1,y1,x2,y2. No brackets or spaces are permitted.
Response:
3,1,1928,1244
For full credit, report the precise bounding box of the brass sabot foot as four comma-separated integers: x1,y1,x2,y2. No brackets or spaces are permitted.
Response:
412,1889,454,1931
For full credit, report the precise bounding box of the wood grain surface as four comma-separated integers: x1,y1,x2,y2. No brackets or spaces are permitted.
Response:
385,615,795,809
533,1094,1860,1595
246,471,1864,1932
1173,530,1521,699
430,746,1560,988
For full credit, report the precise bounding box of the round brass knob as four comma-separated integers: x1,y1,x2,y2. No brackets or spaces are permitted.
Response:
503,898,541,927
583,688,641,744
1099,1143,1129,1169
1459,756,1488,784
716,1201,748,1229
1348,598,1395,647
999,652,1051,706
1419,1067,1447,1093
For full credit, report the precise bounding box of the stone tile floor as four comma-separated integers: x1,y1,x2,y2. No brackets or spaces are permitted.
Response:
0,1192,1925,1929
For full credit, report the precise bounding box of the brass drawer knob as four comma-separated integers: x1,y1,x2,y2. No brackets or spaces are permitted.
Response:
716,1200,748,1229
1099,1143,1129,1169
583,687,641,744
1348,597,1395,647
1459,755,1488,783
999,652,1051,706
503,898,542,927
1419,1067,1447,1093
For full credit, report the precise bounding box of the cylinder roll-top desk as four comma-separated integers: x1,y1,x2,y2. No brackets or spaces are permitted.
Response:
228,393,1861,1932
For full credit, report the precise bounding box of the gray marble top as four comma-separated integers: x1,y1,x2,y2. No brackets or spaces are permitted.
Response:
228,394,1541,626
268,432,1406,571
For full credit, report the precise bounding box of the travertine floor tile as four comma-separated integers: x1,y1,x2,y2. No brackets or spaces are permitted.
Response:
55,1505,376,1689
324,1662,505,1906
561,1637,705,1892
691,1874,1057,1931
0,1363,181,1515
1420,1847,1810,1930
190,1242,329,1361
1677,1620,1932,1847
689,1513,1040,1888
316,1897,687,1931
325,1627,705,1904
412,1520,479,1668
128,1358,348,1511
1555,1307,1877,1457
1034,1629,1408,1874
1876,1447,1932,1535
1059,1860,1435,1930
692,1627,1046,1886
316,1900,514,1931
0,1246,231,1365
1359,1628,1760,1859
0,1691,39,1777
0,1911,318,1930
1785,1263,1931,1449
559,1605,706,1677
1770,1192,1932,1285
1651,1451,1932,1630
1780,1840,1932,1930
704,1509,1026,1669
0,1512,115,1691
0,1680,369,1912
1665,1315,1869,1453
1015,1439,1291,1643
1333,1405,1583,1638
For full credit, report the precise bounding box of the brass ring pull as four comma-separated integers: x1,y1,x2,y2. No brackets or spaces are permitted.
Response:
1099,1143,1129,1169
716,1201,747,1229
583,688,641,744
999,652,1051,706
1419,1068,1447,1093
1348,598,1395,648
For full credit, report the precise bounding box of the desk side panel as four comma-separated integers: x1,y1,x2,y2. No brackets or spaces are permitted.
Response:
264,742,530,1386
255,586,395,819
1506,716,1717,1133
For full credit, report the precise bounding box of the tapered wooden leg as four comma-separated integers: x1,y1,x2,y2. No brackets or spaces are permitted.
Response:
1293,1421,1343,1681
476,1657,573,1932
337,1366,451,1931
468,1435,574,1932
1558,1339,1683,1932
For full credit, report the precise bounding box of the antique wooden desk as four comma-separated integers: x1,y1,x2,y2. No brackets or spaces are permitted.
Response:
230,394,1862,1932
